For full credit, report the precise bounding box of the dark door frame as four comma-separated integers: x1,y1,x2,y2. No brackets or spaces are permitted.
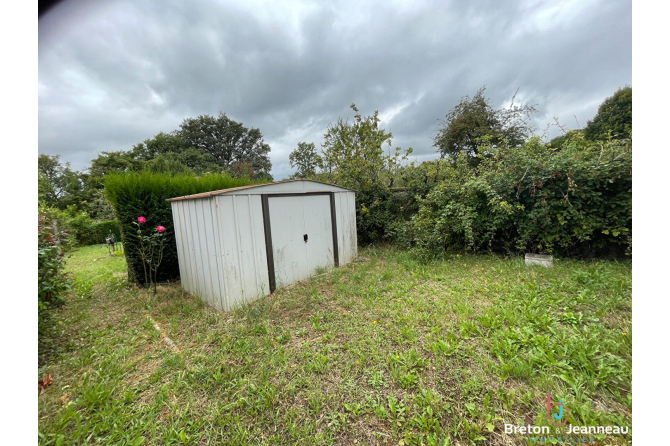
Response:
260,192,340,293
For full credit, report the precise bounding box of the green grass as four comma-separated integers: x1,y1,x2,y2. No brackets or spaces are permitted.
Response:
63,244,128,284
38,245,632,445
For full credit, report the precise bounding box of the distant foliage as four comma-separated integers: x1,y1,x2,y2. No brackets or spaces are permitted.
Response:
38,154,87,211
550,87,632,149
39,206,121,247
433,87,536,162
584,86,632,141
178,113,273,178
105,172,264,285
289,142,322,178
406,137,632,257
84,220,122,246
385,159,458,243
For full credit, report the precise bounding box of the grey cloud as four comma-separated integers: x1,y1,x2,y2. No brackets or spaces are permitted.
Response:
39,0,631,179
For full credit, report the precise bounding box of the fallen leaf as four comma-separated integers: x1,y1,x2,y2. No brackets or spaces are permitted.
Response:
38,375,54,395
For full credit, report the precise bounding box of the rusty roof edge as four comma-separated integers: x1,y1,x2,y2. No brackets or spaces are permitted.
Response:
166,179,356,202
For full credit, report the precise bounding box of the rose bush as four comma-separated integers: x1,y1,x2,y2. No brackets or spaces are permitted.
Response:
135,217,167,293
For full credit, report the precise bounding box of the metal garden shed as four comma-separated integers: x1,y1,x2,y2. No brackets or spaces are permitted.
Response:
167,179,357,311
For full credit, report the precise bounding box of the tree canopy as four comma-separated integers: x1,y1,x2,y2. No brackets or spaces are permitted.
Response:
321,104,410,190
38,154,86,210
177,113,272,178
289,142,322,178
433,87,536,161
317,104,412,243
583,86,632,141
130,132,190,161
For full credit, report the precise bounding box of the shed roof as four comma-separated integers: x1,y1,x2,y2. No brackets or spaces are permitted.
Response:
167,178,355,202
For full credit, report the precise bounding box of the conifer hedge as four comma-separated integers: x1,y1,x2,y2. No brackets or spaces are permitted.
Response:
105,172,263,285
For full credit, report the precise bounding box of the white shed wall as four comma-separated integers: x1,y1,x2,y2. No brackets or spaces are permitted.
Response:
214,195,270,308
172,196,270,311
335,191,358,264
171,181,357,312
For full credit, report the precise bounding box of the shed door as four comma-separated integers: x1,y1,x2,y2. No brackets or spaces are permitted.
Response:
268,195,335,288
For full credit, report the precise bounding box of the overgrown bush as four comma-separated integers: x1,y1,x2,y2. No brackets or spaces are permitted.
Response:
313,104,413,244
38,211,73,364
38,213,72,308
38,205,121,247
82,220,121,246
384,159,456,243
64,212,121,246
105,172,264,285
406,137,632,257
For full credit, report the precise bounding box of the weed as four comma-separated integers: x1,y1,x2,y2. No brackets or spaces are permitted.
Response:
38,245,632,445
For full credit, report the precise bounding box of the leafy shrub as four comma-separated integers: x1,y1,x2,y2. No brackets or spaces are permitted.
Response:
407,137,632,257
82,220,121,246
313,104,413,244
38,205,121,247
38,211,73,364
105,172,264,285
65,213,121,246
38,213,72,308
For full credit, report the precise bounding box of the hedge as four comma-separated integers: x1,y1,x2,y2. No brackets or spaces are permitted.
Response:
406,137,632,257
71,219,121,246
105,172,264,285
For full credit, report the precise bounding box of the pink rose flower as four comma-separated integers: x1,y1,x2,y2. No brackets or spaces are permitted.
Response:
138,216,147,223
156,225,166,233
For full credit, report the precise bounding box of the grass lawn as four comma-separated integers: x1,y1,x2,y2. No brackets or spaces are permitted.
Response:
38,245,632,445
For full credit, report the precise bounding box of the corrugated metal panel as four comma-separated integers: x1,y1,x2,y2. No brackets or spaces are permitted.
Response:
246,195,271,299
335,192,345,263
348,192,359,260
170,186,357,312
207,198,226,311
194,200,215,308
269,195,307,287
214,196,232,310
183,201,200,296
214,195,269,310
171,202,188,291
175,200,198,296
303,195,336,271
203,198,225,311
216,196,241,309
335,191,357,264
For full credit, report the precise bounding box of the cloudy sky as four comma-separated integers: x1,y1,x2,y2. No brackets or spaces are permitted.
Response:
38,0,631,179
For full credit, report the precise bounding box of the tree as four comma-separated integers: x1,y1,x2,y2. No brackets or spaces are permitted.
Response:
145,148,220,176
130,132,190,161
321,104,411,190
178,113,272,177
88,151,145,187
319,104,412,243
433,87,536,161
584,86,632,141
289,142,322,178
38,154,86,210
